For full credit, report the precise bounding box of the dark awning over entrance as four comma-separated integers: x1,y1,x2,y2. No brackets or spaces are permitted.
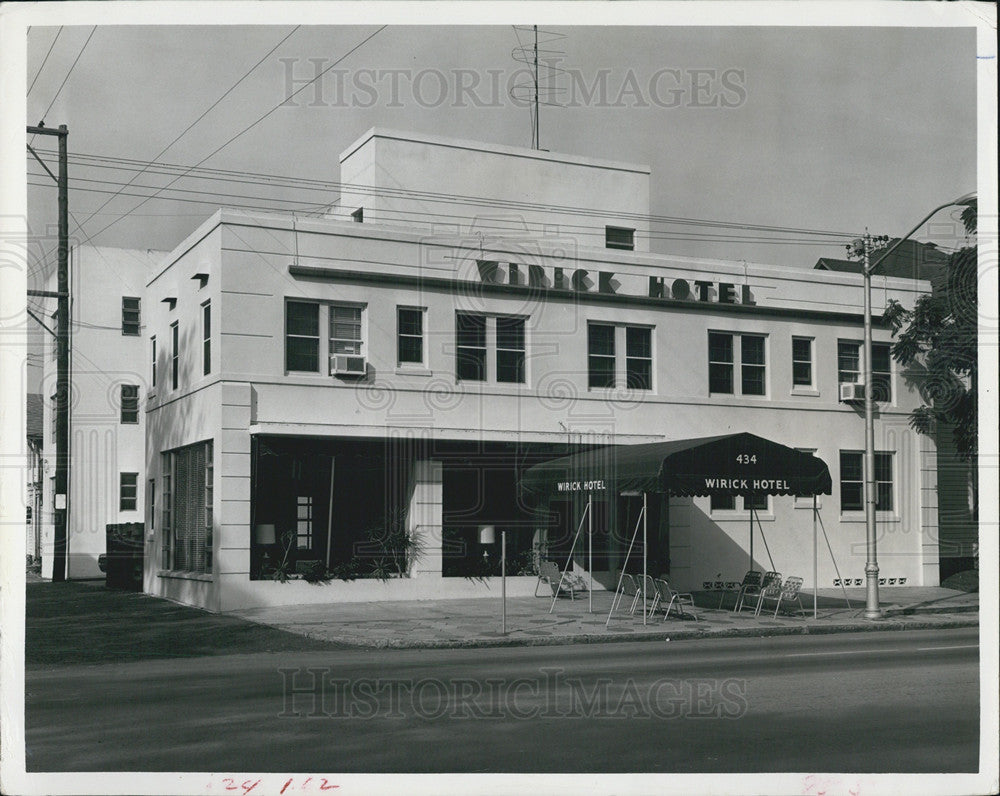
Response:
520,431,832,500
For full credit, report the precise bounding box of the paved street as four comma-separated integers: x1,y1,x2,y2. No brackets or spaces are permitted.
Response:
26,627,979,773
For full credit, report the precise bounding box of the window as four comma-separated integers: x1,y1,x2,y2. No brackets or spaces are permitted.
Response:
839,451,893,512
792,337,813,388
625,327,652,389
588,324,616,388
148,479,156,530
708,332,767,396
351,207,364,223
296,495,313,549
741,335,766,395
456,313,487,381
286,301,319,372
710,494,769,512
151,336,157,388
708,332,734,394
161,453,172,569
495,317,525,383
605,226,635,251
170,322,179,389
122,297,140,336
397,307,424,365
588,323,652,390
456,314,526,383
838,341,892,401
120,472,138,511
202,301,211,376
161,440,213,573
120,384,139,424
329,304,364,372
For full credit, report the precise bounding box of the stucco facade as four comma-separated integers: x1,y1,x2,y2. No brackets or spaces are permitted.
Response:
141,132,939,612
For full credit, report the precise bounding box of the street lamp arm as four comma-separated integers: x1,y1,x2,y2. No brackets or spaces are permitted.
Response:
866,192,977,276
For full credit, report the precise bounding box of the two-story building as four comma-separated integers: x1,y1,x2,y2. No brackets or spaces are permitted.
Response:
141,129,939,613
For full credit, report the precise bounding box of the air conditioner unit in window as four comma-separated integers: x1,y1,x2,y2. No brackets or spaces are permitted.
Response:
331,355,366,376
839,382,866,402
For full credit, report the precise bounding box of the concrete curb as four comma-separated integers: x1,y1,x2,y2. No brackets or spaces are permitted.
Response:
298,612,979,650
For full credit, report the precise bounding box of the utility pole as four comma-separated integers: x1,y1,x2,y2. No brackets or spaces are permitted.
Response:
27,123,69,582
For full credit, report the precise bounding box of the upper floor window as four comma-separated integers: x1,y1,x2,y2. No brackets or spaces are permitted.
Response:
709,331,766,396
170,322,179,390
120,384,139,424
838,340,892,402
286,301,319,372
839,450,894,512
397,307,425,365
202,301,211,376
119,472,138,511
351,207,364,223
605,226,635,251
710,494,770,512
456,313,525,384
588,323,652,390
122,297,140,336
151,336,157,388
330,304,363,356
792,337,813,389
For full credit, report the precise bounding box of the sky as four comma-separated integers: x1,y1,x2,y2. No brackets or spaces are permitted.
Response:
12,11,987,391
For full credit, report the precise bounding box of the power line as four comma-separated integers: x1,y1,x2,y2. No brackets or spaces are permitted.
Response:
36,26,96,126
69,26,301,240
27,26,63,97
30,146,863,240
71,25,387,250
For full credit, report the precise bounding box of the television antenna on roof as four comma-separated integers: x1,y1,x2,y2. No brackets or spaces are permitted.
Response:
511,25,568,150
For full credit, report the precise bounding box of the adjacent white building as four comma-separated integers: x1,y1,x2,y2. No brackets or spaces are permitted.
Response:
40,245,163,579
136,129,941,612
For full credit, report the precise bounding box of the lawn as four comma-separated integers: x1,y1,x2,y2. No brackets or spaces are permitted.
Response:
25,581,343,666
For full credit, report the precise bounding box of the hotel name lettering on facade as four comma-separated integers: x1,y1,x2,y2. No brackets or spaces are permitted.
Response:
475,260,756,305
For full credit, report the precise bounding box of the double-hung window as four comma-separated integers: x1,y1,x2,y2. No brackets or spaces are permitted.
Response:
286,301,320,372
330,304,363,357
709,331,767,396
710,494,770,512
151,336,157,388
455,314,526,384
839,450,894,512
170,322,179,390
202,301,211,375
588,323,652,390
838,340,892,402
792,337,813,389
397,307,425,365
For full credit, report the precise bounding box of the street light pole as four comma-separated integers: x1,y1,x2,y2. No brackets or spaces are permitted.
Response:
861,192,976,620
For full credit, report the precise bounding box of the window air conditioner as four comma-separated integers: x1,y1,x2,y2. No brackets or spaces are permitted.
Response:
839,382,866,402
331,355,366,376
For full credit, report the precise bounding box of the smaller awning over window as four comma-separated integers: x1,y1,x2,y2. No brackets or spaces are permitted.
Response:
520,431,832,501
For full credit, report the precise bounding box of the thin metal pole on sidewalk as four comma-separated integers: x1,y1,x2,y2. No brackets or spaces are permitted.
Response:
502,530,507,635
642,492,647,626
588,495,593,613
813,495,818,620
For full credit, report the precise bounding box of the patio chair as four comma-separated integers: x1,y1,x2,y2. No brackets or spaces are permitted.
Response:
738,570,781,614
611,572,641,615
721,570,761,610
756,576,805,618
731,570,763,613
655,578,698,621
535,560,585,600
638,574,660,618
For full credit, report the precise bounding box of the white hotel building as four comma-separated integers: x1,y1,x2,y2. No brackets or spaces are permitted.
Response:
113,128,945,613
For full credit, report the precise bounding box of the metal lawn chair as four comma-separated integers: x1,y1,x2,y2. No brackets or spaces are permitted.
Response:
535,560,585,600
611,572,641,615
655,577,698,621
639,574,660,618
756,576,805,618
731,570,763,612
737,570,780,614
721,570,761,610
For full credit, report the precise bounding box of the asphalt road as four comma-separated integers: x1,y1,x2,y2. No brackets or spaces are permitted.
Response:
25,627,979,774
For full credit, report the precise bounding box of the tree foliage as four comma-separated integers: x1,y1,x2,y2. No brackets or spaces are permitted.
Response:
882,205,977,461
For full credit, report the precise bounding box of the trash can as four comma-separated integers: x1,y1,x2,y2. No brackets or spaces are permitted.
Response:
105,522,144,590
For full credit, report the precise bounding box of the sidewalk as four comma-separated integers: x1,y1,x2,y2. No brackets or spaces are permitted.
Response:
229,585,979,650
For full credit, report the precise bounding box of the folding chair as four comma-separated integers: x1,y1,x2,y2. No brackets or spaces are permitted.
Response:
757,576,805,618
721,570,761,610
535,560,585,600
732,570,763,613
611,573,641,615
656,578,698,621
